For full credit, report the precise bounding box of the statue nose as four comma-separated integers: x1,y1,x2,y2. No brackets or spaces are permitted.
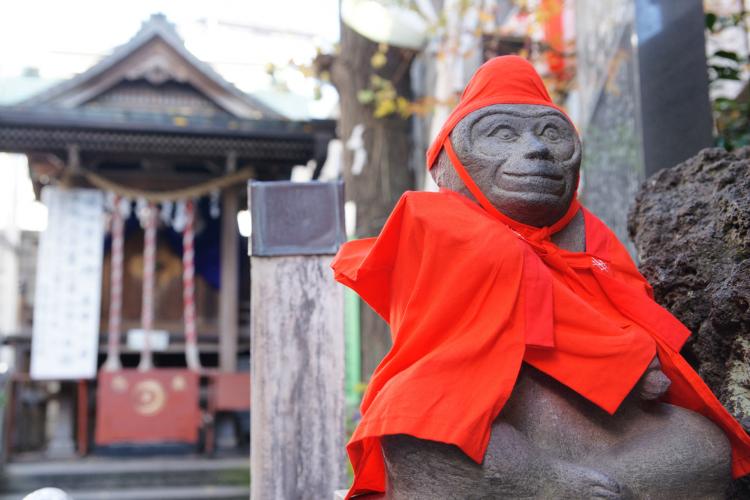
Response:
522,133,552,160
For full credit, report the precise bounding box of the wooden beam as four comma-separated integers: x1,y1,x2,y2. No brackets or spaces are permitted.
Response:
250,255,345,498
218,152,239,372
77,380,89,456
249,181,346,499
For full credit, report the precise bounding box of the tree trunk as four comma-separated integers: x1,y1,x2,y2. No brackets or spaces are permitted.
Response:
331,23,416,381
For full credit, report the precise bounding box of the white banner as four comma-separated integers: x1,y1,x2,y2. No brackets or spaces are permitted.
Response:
31,187,105,380
0,153,25,337
0,233,18,336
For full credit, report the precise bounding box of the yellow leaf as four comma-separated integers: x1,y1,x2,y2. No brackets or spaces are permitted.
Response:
371,52,387,69
374,98,396,118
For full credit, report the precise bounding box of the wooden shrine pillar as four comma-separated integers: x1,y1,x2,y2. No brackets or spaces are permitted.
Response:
249,181,346,500
219,152,239,372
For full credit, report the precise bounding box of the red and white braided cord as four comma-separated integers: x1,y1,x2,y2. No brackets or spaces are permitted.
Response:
106,195,124,365
140,203,157,366
182,200,199,361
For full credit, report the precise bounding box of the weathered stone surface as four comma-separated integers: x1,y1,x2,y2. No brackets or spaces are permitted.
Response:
628,147,750,418
383,364,731,500
629,146,750,497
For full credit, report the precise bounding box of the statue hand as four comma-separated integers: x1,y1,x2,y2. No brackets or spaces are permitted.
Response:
637,356,672,400
549,460,630,499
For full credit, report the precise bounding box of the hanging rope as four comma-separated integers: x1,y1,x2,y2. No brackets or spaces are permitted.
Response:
103,195,125,372
81,167,254,203
182,199,202,371
138,202,158,371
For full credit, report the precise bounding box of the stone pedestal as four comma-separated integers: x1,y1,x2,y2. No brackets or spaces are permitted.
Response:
215,413,238,450
45,383,75,458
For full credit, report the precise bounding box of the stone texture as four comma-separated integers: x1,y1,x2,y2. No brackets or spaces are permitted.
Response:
629,146,750,498
250,255,346,500
383,364,731,500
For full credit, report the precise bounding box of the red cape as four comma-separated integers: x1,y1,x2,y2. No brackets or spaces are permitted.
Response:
332,190,750,498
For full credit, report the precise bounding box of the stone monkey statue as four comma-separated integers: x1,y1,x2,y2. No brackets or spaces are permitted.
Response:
332,56,749,500
380,104,731,500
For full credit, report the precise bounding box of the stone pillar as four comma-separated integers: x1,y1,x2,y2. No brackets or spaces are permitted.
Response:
575,0,713,253
634,0,713,177
249,181,346,500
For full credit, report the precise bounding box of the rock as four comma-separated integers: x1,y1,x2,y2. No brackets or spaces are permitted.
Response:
629,146,750,498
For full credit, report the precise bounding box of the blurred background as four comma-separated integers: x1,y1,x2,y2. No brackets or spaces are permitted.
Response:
0,1,747,498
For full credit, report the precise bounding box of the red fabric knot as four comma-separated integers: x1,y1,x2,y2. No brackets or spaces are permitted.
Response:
527,226,552,243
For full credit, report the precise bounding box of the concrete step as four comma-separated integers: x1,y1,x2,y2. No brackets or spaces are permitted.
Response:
0,485,250,500
0,456,250,496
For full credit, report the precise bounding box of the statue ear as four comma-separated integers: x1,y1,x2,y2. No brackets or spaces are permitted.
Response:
431,149,465,193
564,133,583,174
430,149,449,187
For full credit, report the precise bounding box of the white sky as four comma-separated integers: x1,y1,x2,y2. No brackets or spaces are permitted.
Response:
0,0,340,93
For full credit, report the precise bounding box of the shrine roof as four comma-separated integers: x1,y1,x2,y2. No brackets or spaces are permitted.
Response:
0,105,321,138
0,14,335,162
12,14,281,120
0,13,333,131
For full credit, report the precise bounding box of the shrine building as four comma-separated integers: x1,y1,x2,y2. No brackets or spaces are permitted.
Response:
0,14,335,497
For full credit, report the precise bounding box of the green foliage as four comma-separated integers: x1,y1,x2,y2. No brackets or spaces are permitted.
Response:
713,98,750,149
705,10,746,33
705,11,750,150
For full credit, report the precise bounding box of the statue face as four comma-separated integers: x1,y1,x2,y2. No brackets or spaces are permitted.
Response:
443,104,581,227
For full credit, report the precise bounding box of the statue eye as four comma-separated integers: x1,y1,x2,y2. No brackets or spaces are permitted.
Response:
541,125,561,141
491,126,518,141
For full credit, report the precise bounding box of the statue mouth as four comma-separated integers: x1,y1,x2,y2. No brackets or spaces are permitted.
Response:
497,166,565,196
503,171,564,181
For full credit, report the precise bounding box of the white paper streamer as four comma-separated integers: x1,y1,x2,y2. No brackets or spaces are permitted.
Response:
209,190,221,219
172,200,188,233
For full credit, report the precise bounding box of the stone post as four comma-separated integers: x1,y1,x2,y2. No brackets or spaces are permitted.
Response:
249,181,347,500
575,0,713,252
44,382,75,458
